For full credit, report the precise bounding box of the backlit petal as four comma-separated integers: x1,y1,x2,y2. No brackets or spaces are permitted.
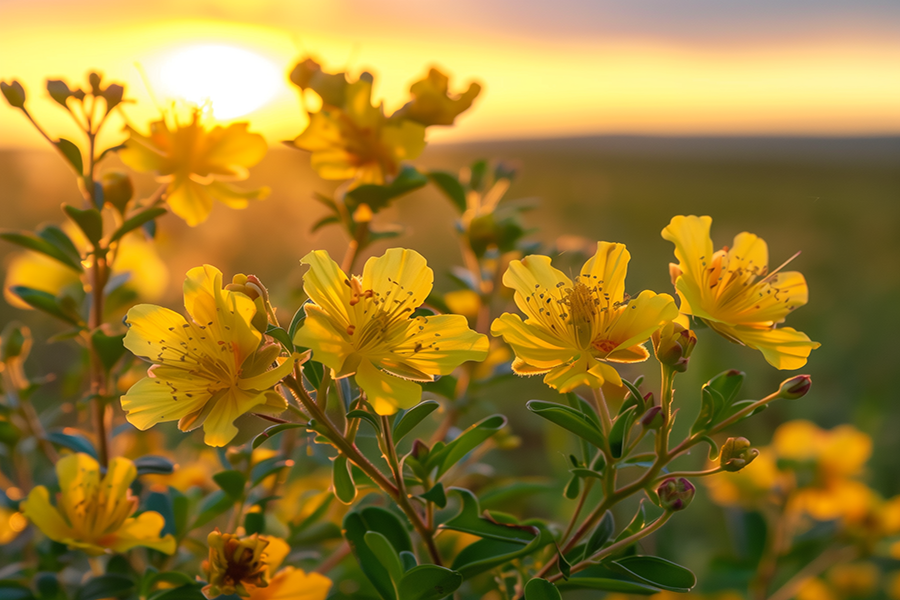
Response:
383,315,488,377
299,251,353,328
293,305,354,373
109,512,176,554
579,242,630,305
120,367,213,430
253,567,332,600
166,178,214,227
711,323,820,370
20,486,73,543
361,248,433,318
604,291,678,352
503,254,571,326
661,215,714,285
355,359,421,415
201,388,268,447
490,313,577,369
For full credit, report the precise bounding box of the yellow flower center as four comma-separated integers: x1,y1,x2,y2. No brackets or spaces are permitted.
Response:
701,247,800,318
345,277,423,354
151,322,244,397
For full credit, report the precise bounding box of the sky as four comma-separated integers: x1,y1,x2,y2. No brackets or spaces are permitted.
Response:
1,0,899,148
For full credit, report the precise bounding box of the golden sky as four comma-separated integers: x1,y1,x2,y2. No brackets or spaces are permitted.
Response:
1,0,899,148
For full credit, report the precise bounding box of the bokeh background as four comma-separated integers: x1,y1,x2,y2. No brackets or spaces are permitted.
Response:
2,0,899,592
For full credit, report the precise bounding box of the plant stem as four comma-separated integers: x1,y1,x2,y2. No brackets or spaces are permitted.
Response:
88,252,111,468
591,386,613,438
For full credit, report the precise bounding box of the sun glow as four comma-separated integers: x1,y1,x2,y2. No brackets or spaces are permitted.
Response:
156,44,282,120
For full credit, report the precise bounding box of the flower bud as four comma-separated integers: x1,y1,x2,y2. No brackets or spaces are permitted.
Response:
778,374,811,399
410,439,430,462
719,437,759,472
1,81,26,108
652,322,697,373
100,171,134,214
226,274,262,301
640,405,665,430
202,530,272,598
657,477,695,511
47,80,72,108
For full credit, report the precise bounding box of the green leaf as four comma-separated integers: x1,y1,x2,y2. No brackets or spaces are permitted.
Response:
9,286,84,326
252,423,307,449
1,231,83,272
332,455,357,504
558,570,660,594
56,138,83,174
365,531,404,586
610,556,696,592
264,325,293,352
213,470,246,500
397,565,463,600
524,578,561,600
584,511,615,560
109,207,167,243
527,400,606,449
344,507,413,600
614,501,646,545
427,415,507,479
347,409,381,432
62,205,103,246
251,456,291,487
192,490,232,529
344,166,428,213
451,535,545,580
708,369,745,406
691,385,725,436
37,225,82,265
442,488,539,544
427,171,467,213
420,482,447,508
288,305,307,341
76,575,133,600
47,429,96,458
91,331,126,372
311,214,341,233
134,455,174,476
400,551,418,572
609,405,637,459
564,474,580,499
393,400,440,442
149,584,206,600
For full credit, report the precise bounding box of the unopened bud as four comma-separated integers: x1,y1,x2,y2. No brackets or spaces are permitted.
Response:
719,437,759,472
289,58,322,89
1,322,31,362
100,171,134,213
88,72,102,96
641,405,665,430
657,477,695,511
226,274,262,301
47,80,72,108
410,439,429,462
1,81,26,108
652,322,697,372
778,375,811,400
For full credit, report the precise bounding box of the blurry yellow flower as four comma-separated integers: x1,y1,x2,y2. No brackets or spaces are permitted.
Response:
662,215,819,369
828,562,879,597
773,420,872,521
4,228,167,309
0,506,27,544
394,68,482,126
121,265,296,446
144,449,221,493
203,531,281,598
705,449,781,509
796,578,838,600
292,76,426,188
293,248,488,414
491,242,678,392
120,112,269,227
20,453,175,556
889,571,900,600
444,290,481,321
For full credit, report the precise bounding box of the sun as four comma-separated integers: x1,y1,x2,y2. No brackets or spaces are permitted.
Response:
156,44,282,120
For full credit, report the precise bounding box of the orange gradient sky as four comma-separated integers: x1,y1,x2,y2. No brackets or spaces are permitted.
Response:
1,0,899,148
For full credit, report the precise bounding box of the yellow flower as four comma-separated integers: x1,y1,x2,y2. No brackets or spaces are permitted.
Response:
19,453,175,556
293,248,488,414
773,420,872,521
4,228,167,309
249,537,332,600
292,76,426,189
121,265,296,447
661,215,820,369
490,242,678,392
394,68,482,126
120,112,269,227
0,506,26,544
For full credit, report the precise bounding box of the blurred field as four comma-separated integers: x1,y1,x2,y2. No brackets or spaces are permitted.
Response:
2,135,898,582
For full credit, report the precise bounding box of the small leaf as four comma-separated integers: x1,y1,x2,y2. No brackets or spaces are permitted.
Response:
91,331,126,372
213,470,246,500
264,325,292,352
564,474,580,499
37,225,82,265
441,488,539,544
332,455,357,504
311,214,340,233
347,409,381,432
524,578,561,600
288,304,307,340
584,511,616,559
365,531,404,586
609,405,637,459
393,399,440,442
420,482,447,508
109,207,167,243
192,490,232,529
610,555,696,592
252,423,307,449
427,171,467,213
134,455,175,476
451,535,546,580
527,400,606,449
614,501,646,544
344,166,428,214
397,565,463,600
344,507,413,600
47,80,72,107
62,205,103,246
427,415,507,479
1,231,83,272
47,429,96,458
55,138,83,174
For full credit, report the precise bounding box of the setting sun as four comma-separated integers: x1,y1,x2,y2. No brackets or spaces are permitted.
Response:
154,44,282,120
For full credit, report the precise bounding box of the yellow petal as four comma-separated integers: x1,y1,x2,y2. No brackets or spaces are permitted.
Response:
727,232,768,275
120,367,213,430
542,355,605,392
360,248,434,318
205,123,268,169
201,387,269,447
579,242,630,305
382,120,426,163
98,457,139,530
661,215,714,285
56,453,100,525
293,305,354,373
711,323,820,370
238,354,298,391
166,178,214,227
383,315,488,377
503,255,571,326
604,291,678,353
263,537,291,575
252,567,332,600
112,234,169,302
119,133,170,173
490,313,576,369
3,251,81,309
605,344,651,363
355,359,421,415
123,304,192,365
743,271,809,325
20,486,73,544
109,512,176,554
299,251,354,328
205,181,270,210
